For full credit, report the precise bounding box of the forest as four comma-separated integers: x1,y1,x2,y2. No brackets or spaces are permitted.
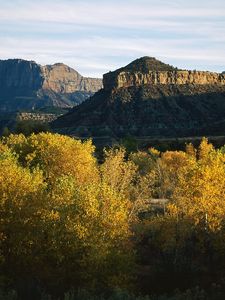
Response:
0,133,225,300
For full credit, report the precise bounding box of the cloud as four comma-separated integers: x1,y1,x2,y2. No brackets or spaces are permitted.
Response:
0,35,224,76
1,1,225,27
0,0,224,76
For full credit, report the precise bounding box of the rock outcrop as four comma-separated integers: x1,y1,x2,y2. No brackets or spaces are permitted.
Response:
104,70,225,90
41,63,101,93
103,57,225,90
17,112,59,123
52,57,225,142
0,59,102,112
0,59,43,90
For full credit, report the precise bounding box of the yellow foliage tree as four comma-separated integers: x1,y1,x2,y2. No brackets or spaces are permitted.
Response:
101,148,137,198
0,134,133,294
102,148,157,220
158,150,190,199
170,139,225,231
4,133,99,185
0,149,45,285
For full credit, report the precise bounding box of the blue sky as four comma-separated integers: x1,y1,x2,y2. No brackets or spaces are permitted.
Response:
0,0,225,77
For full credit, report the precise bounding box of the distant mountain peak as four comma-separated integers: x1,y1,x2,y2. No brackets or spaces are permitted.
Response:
42,63,82,78
50,62,75,69
0,58,102,112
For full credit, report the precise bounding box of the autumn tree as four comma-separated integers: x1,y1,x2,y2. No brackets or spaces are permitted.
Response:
0,148,45,292
101,148,157,220
170,138,225,231
4,132,99,185
136,139,225,294
0,134,134,296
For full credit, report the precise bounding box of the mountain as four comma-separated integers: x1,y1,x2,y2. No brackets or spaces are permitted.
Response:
52,57,225,142
0,59,102,112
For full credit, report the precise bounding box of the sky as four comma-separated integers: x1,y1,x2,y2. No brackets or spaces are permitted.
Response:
0,0,225,77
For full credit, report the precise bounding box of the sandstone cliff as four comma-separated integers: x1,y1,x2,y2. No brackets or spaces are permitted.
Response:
41,63,102,93
52,57,225,142
103,57,225,90
104,70,225,90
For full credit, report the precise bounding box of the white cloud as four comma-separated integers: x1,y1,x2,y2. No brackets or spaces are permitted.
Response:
0,35,224,77
0,0,224,76
0,1,225,27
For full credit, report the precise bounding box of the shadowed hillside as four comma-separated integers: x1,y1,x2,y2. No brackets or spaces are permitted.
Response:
0,59,102,112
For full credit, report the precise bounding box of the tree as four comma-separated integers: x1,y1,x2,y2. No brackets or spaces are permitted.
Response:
0,149,45,291
4,133,99,185
158,150,190,199
135,139,225,294
0,134,134,296
101,148,156,220
171,139,225,231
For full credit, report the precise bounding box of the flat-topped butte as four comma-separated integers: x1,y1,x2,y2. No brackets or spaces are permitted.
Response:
103,57,225,90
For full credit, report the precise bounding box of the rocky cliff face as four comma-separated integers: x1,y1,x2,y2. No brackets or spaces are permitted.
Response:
104,70,225,90
0,59,43,90
41,63,102,93
103,57,225,90
52,57,225,142
0,59,102,112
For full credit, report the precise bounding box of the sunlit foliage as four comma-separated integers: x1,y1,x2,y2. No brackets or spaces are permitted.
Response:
0,134,133,296
136,139,225,294
1,134,225,298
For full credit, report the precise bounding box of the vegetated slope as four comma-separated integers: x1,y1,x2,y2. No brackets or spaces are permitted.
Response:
52,57,225,141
